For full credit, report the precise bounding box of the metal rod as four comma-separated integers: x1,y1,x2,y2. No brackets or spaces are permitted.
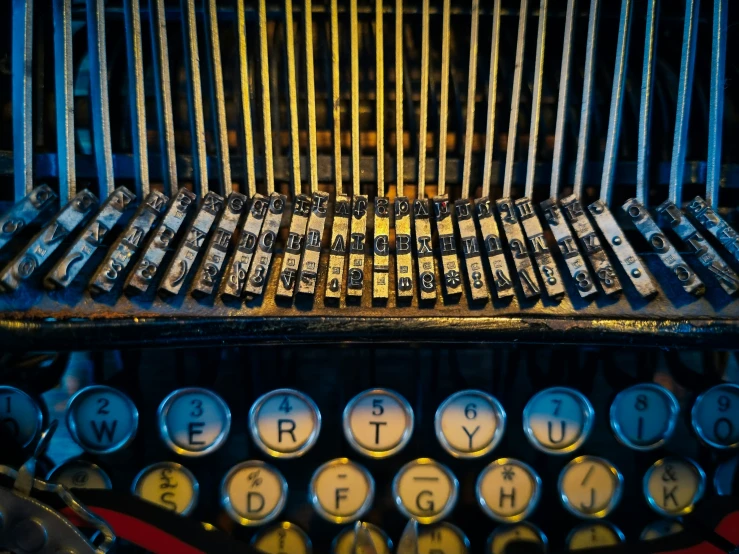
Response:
524,0,547,199
502,0,528,198
204,0,232,196
331,0,342,193
259,0,276,194
706,0,727,208
181,0,209,195
304,0,319,194
376,0,385,197
12,0,34,199
573,0,600,198
53,0,75,201
481,0,502,199
636,0,659,206
669,0,700,205
123,0,150,197
86,0,115,197
236,0,257,198
395,0,404,196
461,0,480,200
284,0,302,194
437,0,451,196
417,0,429,198
149,0,178,196
350,0,360,196
599,0,632,206
549,0,575,199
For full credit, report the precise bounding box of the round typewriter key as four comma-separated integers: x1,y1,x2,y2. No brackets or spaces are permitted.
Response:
66,385,139,454
610,383,679,450
158,388,231,456
392,458,459,524
435,390,506,458
643,457,705,516
418,522,469,554
477,458,541,522
566,522,624,551
132,462,199,516
332,523,392,554
221,460,287,526
486,522,548,554
692,383,739,449
523,387,594,454
713,455,739,495
0,386,43,448
249,389,321,458
640,520,684,541
251,522,312,554
48,460,112,490
343,388,413,458
558,456,623,519
309,458,375,523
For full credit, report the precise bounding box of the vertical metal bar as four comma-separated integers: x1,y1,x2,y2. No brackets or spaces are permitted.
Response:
481,0,502,199
636,0,659,207
304,0,319,196
395,0,404,197
259,0,276,195
149,0,178,196
706,0,727,208
235,0,257,199
524,0,547,199
123,0,150,198
549,0,575,199
417,0,429,199
376,0,385,197
668,0,699,205
53,0,75,201
460,0,480,200
331,0,343,193
350,0,361,198
284,0,302,197
85,0,115,198
203,0,233,196
599,0,632,206
573,0,600,199
437,0,451,196
12,0,34,199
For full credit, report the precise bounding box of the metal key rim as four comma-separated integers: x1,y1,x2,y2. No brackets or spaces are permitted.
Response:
309,458,375,524
610,383,680,451
220,460,288,527
434,389,506,459
522,387,595,455
486,522,548,554
331,522,393,554
131,461,200,517
0,385,43,449
250,521,313,553
557,455,624,520
47,459,113,490
565,521,625,550
476,458,541,523
157,387,232,457
691,383,739,449
391,457,459,524
642,456,706,517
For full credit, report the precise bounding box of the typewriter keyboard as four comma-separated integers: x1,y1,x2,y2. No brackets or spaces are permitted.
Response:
1,346,737,553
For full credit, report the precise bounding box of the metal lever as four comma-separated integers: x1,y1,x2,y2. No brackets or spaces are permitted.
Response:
352,521,378,554
0,421,116,554
396,518,419,554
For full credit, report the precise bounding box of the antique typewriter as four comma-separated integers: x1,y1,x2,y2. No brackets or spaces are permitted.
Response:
1,0,739,552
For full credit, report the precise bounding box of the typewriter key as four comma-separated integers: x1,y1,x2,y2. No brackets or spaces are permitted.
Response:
132,462,199,516
157,388,231,456
640,520,684,541
392,458,459,524
48,460,112,490
0,386,42,448
309,458,375,523
476,458,541,523
486,522,548,554
221,460,287,526
523,387,594,454
558,456,623,519
249,389,321,458
66,385,138,454
435,390,506,458
417,522,469,554
332,522,392,554
643,457,705,516
251,522,312,554
713,455,739,495
691,383,739,449
566,522,624,551
610,383,679,450
343,388,413,458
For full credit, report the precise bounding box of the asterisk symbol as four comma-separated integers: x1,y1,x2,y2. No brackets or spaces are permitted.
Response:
502,466,515,481
445,270,461,287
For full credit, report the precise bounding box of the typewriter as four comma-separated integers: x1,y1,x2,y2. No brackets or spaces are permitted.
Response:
0,0,738,552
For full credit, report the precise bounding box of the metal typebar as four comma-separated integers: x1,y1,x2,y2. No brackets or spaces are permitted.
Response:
12,0,34,200
53,0,75,202
586,0,658,300
332,0,343,194
636,0,658,207
395,0,404,198
244,0,288,296
437,0,451,197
